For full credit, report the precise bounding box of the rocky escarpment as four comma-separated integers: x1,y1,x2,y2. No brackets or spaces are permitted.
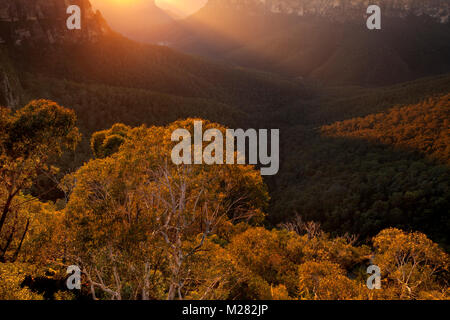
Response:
0,0,110,106
0,0,110,46
206,0,450,23
0,47,21,107
0,69,19,107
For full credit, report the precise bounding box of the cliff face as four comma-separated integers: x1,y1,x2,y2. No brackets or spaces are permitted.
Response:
0,0,110,106
206,0,450,23
0,47,21,107
0,70,19,107
0,0,110,46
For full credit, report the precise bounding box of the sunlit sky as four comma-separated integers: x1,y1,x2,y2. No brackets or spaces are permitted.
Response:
156,0,207,17
90,0,208,18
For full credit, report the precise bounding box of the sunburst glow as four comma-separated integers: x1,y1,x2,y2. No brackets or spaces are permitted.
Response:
88,0,208,41
91,0,207,17
155,0,207,17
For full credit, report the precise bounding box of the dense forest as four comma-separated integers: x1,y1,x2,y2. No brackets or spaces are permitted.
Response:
0,104,448,300
272,95,450,249
2,56,450,301
0,0,449,301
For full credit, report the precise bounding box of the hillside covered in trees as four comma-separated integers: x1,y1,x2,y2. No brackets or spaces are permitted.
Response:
0,105,448,300
148,1,450,86
271,94,450,251
0,0,449,301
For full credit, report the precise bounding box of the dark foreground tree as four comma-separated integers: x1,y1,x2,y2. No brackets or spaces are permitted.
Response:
0,100,80,262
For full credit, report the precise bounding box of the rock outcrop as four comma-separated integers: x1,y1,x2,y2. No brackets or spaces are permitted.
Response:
205,0,450,23
0,48,21,107
0,0,110,46
0,70,19,107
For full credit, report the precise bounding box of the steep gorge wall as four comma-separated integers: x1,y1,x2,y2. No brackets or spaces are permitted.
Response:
0,0,111,107
206,0,450,23
0,47,21,107
0,0,109,45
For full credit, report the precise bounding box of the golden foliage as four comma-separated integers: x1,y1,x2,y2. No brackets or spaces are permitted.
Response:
0,263,43,300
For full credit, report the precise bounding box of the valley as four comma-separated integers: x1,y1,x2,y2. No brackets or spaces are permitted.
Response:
1,0,449,248
148,1,450,86
0,0,449,301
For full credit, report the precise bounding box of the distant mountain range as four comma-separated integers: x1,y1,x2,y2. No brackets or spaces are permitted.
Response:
147,0,450,86
89,0,174,41
1,0,449,92
0,0,302,112
206,0,450,23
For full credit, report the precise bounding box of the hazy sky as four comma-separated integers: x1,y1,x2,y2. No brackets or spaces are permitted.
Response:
90,0,208,18
156,0,208,16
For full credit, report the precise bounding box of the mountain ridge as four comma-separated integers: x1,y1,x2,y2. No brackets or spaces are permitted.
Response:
0,0,109,45
90,0,174,41
0,0,304,116
204,0,450,23
148,0,450,86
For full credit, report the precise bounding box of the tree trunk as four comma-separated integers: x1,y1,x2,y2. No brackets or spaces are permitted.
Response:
0,193,13,235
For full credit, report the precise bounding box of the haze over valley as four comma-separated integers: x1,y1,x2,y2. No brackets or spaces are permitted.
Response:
0,0,449,301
